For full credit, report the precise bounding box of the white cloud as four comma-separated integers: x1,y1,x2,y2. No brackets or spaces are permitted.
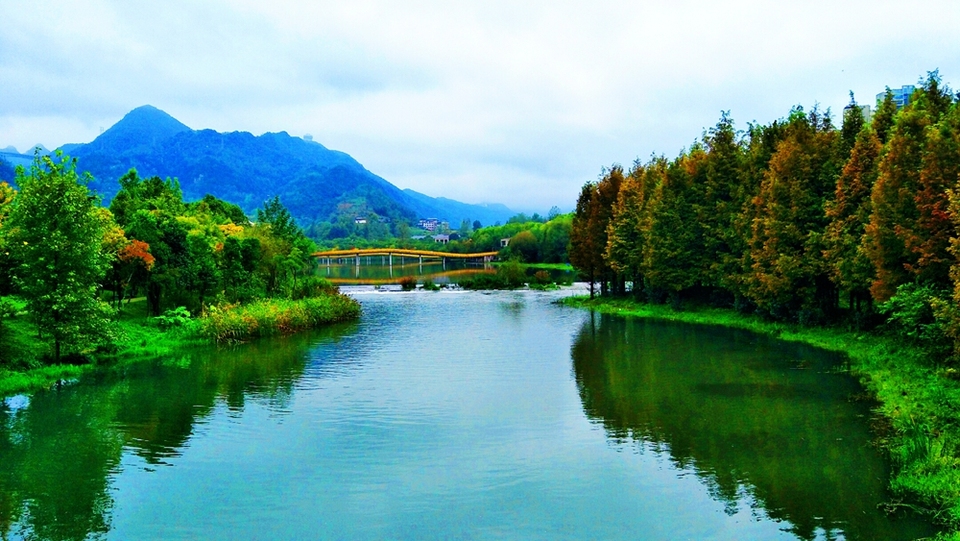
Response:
2,0,959,210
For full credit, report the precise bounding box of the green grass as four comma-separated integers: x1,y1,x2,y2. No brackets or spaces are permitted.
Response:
199,294,361,343
563,295,960,540
492,261,573,271
0,293,362,396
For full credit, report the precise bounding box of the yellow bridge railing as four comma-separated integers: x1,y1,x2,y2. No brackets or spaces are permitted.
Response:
312,248,500,261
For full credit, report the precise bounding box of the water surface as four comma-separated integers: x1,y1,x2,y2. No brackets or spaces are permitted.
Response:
0,288,937,540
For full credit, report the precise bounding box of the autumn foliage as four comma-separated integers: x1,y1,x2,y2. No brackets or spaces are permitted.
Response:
570,70,960,355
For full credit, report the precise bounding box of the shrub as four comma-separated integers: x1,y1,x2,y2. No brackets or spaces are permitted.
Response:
399,276,417,291
153,306,193,330
200,294,361,343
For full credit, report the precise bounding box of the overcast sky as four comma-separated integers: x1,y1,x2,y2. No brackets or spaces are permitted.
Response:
1,1,958,212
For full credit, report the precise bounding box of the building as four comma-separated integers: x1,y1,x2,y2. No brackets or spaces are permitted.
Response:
876,85,916,110
844,103,872,124
433,234,450,244
418,218,440,232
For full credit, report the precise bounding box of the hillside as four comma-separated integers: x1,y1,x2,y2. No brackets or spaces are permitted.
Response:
62,106,514,227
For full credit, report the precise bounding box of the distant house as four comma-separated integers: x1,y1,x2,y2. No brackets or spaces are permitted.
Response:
418,218,440,231
354,216,367,225
411,235,427,240
500,238,510,248
433,234,450,244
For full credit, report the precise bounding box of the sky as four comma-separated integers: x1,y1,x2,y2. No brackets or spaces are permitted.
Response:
1,1,959,213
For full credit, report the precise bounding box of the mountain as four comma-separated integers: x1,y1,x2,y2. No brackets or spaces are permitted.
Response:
0,156,14,184
62,105,515,227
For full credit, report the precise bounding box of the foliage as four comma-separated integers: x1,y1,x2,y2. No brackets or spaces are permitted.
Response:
6,153,115,361
152,306,194,330
199,295,361,343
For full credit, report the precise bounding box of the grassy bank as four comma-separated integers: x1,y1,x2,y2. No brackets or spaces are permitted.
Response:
0,293,361,396
200,294,361,342
563,295,960,540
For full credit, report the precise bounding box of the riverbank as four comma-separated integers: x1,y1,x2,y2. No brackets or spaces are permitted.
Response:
562,295,960,540
0,293,362,397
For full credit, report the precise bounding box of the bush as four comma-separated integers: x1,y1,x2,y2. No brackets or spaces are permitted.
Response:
399,276,417,291
153,306,193,330
879,283,951,358
290,275,338,299
200,294,361,343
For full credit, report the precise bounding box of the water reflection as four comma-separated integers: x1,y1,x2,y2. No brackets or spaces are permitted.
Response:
570,312,937,541
319,261,576,285
321,259,494,285
0,323,355,541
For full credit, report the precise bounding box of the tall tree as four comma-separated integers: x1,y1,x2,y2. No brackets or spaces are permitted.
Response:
570,182,600,297
7,153,113,360
697,114,747,297
824,125,882,313
605,161,650,295
642,151,704,303
864,85,940,301
747,107,839,321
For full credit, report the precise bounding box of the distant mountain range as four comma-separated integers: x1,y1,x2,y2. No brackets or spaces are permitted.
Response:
0,105,515,227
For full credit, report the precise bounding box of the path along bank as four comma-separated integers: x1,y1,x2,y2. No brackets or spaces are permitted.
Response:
563,295,960,540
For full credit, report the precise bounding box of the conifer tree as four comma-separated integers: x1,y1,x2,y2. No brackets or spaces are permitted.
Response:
824,125,881,312
697,114,746,296
747,107,839,321
642,152,703,303
865,97,932,300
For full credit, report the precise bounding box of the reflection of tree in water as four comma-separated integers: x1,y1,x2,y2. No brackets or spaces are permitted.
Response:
571,313,937,541
0,323,356,540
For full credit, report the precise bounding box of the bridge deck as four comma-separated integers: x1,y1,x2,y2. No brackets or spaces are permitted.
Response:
312,248,500,260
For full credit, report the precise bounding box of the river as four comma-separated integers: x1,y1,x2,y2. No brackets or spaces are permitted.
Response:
0,286,937,540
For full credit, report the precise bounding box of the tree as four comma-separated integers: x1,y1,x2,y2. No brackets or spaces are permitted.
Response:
747,107,840,321
570,182,600,297
824,125,882,314
256,196,300,242
865,94,933,301
0,182,15,295
508,230,539,262
7,153,113,361
472,220,482,230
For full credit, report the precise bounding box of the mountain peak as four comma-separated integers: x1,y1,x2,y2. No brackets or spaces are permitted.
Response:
87,105,191,153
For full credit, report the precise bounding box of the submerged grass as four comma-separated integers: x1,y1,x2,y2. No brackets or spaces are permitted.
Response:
563,295,960,540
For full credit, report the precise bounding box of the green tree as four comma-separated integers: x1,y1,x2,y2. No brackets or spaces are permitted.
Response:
508,230,539,262
642,152,703,304
7,153,113,361
256,196,300,242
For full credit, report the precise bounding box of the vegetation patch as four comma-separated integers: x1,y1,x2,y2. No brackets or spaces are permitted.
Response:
563,295,960,538
199,295,361,343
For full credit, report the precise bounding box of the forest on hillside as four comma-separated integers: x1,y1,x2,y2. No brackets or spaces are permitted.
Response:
569,71,960,362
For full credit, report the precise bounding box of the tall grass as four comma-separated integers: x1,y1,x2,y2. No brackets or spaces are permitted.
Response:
200,294,361,343
563,295,960,539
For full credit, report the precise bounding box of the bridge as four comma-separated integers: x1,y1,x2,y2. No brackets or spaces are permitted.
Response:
312,248,500,268
310,248,500,265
